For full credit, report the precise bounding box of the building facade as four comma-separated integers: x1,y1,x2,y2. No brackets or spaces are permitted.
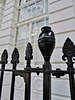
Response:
0,0,75,100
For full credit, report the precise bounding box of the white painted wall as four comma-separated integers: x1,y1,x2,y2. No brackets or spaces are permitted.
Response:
49,0,75,100
0,0,19,100
0,0,75,100
0,0,5,29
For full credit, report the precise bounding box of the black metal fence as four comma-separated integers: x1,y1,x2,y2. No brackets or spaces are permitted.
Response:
0,26,75,100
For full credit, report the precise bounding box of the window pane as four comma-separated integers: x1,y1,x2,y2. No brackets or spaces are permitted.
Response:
16,24,30,64
16,18,49,65
19,0,48,21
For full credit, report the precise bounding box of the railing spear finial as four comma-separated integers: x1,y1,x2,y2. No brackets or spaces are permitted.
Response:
62,38,75,100
25,42,33,67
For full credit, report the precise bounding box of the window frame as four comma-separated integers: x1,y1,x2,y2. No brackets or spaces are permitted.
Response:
17,0,48,22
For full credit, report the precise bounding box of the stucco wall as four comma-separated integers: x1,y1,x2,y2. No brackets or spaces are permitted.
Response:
49,0,75,100
0,0,75,100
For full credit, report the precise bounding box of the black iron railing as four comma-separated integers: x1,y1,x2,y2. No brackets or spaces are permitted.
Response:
0,26,75,100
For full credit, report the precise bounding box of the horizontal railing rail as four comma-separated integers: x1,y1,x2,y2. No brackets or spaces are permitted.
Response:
0,68,75,75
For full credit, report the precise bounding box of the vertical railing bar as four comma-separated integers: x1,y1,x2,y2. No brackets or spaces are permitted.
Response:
0,49,8,100
68,73,75,100
25,43,33,100
10,64,16,100
0,50,8,100
24,64,31,100
0,64,5,100
43,63,51,100
10,48,19,100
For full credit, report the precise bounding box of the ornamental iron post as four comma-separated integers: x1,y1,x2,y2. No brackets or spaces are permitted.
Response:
38,26,55,100
62,38,75,100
